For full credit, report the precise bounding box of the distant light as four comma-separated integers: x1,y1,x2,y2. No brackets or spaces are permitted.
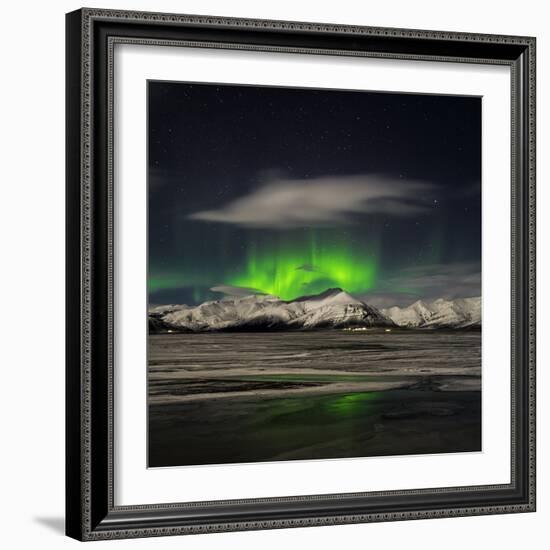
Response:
385,328,392,332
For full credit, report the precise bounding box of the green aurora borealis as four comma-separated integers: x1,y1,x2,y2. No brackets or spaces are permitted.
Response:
147,216,462,304
228,235,378,300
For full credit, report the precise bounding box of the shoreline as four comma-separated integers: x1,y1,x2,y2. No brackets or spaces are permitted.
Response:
148,375,481,405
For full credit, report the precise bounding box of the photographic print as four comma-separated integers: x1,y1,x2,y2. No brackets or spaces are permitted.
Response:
147,81,482,468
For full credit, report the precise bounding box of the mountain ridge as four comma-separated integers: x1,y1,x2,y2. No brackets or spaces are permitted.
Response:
382,296,481,329
149,289,482,333
149,288,394,333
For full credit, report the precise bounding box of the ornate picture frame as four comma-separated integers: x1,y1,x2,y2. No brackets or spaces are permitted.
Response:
66,8,536,541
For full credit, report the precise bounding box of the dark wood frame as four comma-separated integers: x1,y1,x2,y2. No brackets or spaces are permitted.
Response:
66,8,536,541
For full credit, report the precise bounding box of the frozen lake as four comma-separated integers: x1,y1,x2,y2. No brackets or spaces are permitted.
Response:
148,329,481,467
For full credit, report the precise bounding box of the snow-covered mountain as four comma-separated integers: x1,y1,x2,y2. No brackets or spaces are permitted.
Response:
382,297,481,329
149,288,395,332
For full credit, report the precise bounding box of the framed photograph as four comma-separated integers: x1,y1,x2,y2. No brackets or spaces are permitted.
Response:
66,8,536,541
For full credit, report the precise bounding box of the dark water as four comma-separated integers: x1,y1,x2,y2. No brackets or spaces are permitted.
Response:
148,330,481,467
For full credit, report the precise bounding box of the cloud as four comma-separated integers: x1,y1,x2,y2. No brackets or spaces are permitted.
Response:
189,175,435,228
295,263,325,273
210,285,264,297
360,262,481,308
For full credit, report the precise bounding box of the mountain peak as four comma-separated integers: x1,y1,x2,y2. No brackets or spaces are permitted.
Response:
324,287,344,294
288,287,345,303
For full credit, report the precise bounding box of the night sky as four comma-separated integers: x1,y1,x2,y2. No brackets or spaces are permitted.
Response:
148,81,481,308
